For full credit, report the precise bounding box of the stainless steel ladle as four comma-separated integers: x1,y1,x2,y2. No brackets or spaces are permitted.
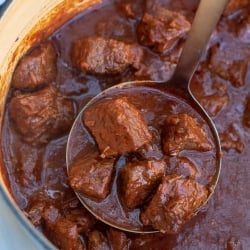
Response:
66,0,228,233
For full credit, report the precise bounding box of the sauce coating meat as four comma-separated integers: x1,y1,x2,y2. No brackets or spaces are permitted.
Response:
120,160,165,209
43,206,84,250
83,97,152,157
9,85,75,145
140,175,208,234
12,42,57,90
137,8,190,54
69,154,115,201
87,230,110,250
1,0,250,249
208,41,250,87
71,36,143,75
162,113,212,155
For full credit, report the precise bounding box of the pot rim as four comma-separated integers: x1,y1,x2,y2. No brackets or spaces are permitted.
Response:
0,184,56,249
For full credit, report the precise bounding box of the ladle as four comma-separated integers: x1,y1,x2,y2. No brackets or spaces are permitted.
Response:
66,0,228,233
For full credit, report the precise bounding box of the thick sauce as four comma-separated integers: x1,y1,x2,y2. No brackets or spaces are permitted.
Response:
1,0,250,249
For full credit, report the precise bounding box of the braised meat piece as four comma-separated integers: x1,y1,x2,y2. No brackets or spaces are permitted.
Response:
88,230,110,250
137,8,190,54
43,206,83,250
12,42,57,90
71,36,143,75
9,85,75,145
199,93,229,117
220,124,244,153
120,160,165,209
141,175,208,233
243,96,250,128
209,42,250,87
108,228,130,250
26,201,49,227
65,208,96,234
83,97,152,157
162,113,212,155
69,154,115,201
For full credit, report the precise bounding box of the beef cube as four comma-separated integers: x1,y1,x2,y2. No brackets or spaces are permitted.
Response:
220,124,244,153
141,175,208,234
224,0,249,16
43,206,83,250
9,85,75,145
83,97,152,157
88,230,111,250
71,36,143,75
65,208,96,234
137,8,190,54
209,42,250,87
120,160,165,209
12,42,57,90
162,113,212,155
190,67,229,117
26,200,52,227
108,228,130,250
243,96,250,128
69,155,115,201
199,93,229,117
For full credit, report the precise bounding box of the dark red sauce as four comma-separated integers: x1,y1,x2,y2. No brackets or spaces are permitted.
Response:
1,0,250,249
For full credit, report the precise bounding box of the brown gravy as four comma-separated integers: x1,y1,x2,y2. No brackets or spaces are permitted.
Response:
1,0,250,249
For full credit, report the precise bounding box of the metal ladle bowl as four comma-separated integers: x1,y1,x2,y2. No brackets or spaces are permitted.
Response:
66,0,228,233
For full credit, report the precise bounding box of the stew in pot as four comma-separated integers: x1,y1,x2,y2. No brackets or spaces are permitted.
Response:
1,0,250,249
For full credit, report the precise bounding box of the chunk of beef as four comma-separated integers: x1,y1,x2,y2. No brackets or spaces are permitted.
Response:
209,42,250,87
88,230,110,250
120,160,165,209
12,42,57,90
43,206,83,250
162,113,212,155
137,8,190,54
108,228,130,250
26,203,45,227
199,93,229,117
65,208,96,234
243,96,250,128
9,85,75,145
83,97,152,157
220,124,244,153
224,0,249,16
190,66,229,117
141,175,208,233
69,154,115,201
26,197,54,227
71,36,143,75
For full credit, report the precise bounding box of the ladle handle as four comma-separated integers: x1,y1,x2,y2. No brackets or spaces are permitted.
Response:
171,0,229,90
